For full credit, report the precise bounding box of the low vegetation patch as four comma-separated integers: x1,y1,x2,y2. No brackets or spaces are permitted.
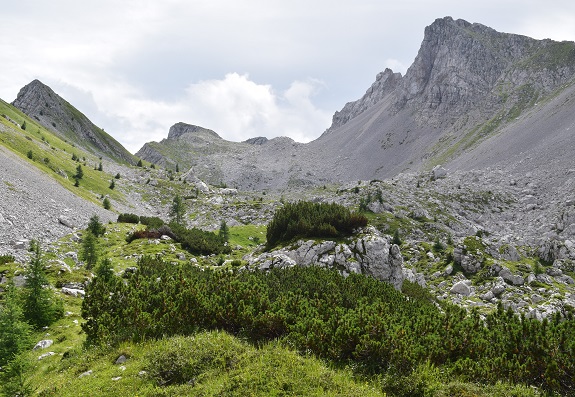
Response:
266,201,367,249
81,258,575,394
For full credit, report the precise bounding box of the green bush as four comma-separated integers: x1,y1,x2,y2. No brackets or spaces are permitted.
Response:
266,201,367,249
144,333,248,386
140,216,165,229
0,255,15,265
117,213,140,224
169,223,231,256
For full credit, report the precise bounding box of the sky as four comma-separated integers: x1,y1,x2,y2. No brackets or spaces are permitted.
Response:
1,1,575,153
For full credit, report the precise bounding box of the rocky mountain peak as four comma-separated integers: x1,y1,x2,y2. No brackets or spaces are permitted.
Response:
12,80,135,164
167,122,221,141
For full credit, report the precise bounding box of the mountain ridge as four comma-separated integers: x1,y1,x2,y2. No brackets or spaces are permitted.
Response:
135,16,575,190
12,79,136,164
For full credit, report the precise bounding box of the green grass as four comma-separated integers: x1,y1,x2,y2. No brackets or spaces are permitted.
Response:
0,99,126,207
24,331,386,397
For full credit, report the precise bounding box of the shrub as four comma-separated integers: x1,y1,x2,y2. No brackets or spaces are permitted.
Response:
170,223,231,256
26,150,33,159
266,201,367,249
103,197,111,210
0,255,15,265
140,216,164,229
117,213,140,224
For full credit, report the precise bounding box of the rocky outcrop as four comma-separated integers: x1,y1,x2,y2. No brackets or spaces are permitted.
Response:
245,228,404,289
12,80,135,164
328,68,402,130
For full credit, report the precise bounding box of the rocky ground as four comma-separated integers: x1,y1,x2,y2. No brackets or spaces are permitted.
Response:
0,145,116,261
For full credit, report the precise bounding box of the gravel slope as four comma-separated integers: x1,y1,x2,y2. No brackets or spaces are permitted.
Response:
0,145,115,257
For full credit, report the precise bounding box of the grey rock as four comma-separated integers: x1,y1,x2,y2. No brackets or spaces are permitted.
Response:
450,280,471,296
33,340,53,350
61,287,85,298
499,267,524,286
58,216,75,229
480,290,495,301
430,165,447,180
79,370,93,378
115,355,128,365
38,352,56,360
546,267,563,277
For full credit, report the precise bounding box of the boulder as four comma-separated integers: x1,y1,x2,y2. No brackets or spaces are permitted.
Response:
58,216,75,229
430,165,447,180
450,280,471,296
247,229,404,289
33,340,53,350
61,287,85,298
499,267,524,286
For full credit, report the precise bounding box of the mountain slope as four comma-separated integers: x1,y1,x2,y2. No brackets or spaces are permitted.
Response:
136,16,575,190
12,80,136,164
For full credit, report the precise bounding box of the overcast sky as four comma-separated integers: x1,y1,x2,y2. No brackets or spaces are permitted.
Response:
1,1,575,153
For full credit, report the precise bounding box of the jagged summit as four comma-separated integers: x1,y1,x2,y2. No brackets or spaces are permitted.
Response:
12,79,135,164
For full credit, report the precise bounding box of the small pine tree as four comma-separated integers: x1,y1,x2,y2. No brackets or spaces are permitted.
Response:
95,258,115,282
74,179,80,187
22,240,63,329
98,162,103,171
75,164,84,180
219,220,230,243
115,172,121,179
103,197,111,210
26,150,33,160
175,163,179,173
72,153,78,161
81,231,99,270
87,214,106,237
109,179,115,190
21,121,27,130
0,283,32,367
137,159,143,167
0,354,34,397
392,229,402,246
170,195,186,225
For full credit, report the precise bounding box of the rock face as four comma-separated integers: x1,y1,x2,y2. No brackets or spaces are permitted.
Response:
12,80,134,164
328,68,402,130
246,228,404,289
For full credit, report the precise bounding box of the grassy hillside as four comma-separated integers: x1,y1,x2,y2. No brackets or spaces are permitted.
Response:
0,99,126,207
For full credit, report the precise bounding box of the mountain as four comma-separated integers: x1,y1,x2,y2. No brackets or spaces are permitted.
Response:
137,16,575,190
12,79,135,164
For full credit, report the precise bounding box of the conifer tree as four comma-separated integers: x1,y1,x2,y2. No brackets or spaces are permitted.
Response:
22,240,63,329
0,283,32,367
219,220,230,243
81,231,99,269
87,214,106,237
170,194,186,225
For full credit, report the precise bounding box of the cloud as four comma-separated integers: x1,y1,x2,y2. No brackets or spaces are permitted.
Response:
72,73,332,152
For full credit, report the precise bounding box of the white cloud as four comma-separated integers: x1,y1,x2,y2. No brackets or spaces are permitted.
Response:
69,73,332,152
